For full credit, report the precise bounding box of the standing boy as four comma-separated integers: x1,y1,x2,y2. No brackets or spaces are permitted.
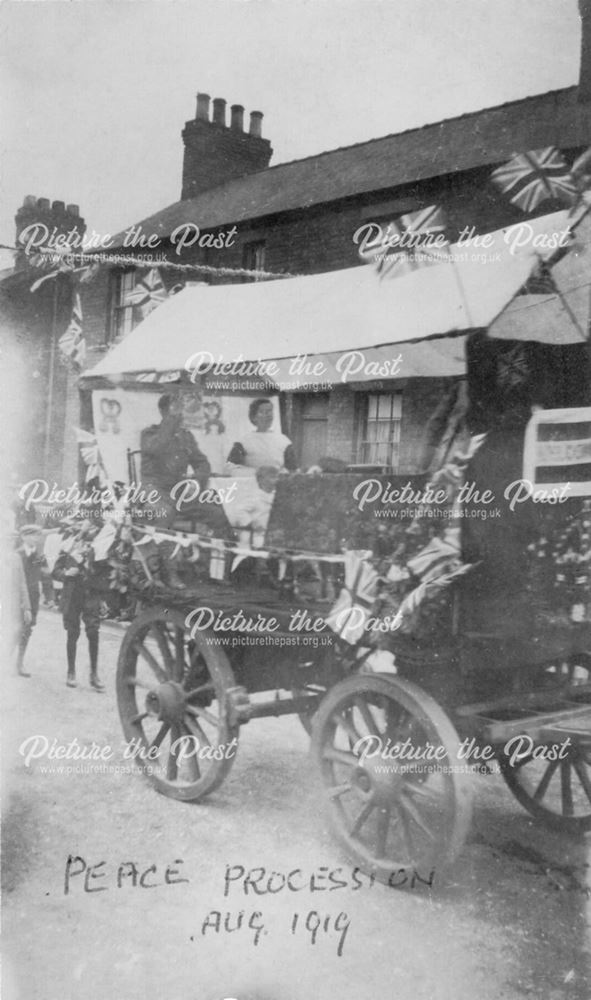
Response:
52,521,105,691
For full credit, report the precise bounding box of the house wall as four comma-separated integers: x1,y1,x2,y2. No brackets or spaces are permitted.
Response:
84,169,533,474
78,96,591,479
0,271,74,485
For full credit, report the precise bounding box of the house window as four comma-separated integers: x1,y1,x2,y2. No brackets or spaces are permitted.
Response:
108,270,136,342
242,240,266,279
357,392,402,470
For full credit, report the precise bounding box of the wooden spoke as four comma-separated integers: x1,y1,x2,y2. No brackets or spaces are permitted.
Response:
392,804,413,859
561,762,574,816
533,758,560,803
354,697,382,738
186,702,219,729
326,782,354,800
334,709,363,746
166,725,181,781
150,623,175,676
133,641,167,683
323,747,359,769
150,722,170,751
180,721,201,782
126,676,151,690
375,806,390,858
350,799,375,836
185,682,215,700
573,760,591,805
174,627,186,682
398,793,437,841
183,712,210,748
148,622,174,679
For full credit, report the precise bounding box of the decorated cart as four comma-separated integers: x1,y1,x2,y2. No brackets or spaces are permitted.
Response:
74,202,591,884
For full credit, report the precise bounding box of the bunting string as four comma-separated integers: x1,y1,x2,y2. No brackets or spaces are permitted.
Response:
0,243,302,281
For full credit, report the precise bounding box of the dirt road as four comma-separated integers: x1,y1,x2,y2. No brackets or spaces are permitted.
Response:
2,609,590,1000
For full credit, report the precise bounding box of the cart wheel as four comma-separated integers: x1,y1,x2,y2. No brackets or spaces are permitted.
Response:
117,607,239,801
312,673,473,883
499,652,591,834
499,745,591,834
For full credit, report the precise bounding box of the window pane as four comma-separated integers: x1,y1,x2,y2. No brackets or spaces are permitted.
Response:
377,395,392,420
357,392,402,470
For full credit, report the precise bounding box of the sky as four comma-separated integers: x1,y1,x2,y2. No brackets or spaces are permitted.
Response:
0,0,583,247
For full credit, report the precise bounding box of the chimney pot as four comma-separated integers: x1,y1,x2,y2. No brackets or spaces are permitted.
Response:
212,98,227,126
230,104,244,131
249,111,263,138
52,200,65,213
38,198,50,211
195,92,211,121
23,195,37,208
66,204,80,216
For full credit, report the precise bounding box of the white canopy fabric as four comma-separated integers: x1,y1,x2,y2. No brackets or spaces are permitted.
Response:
84,210,573,382
489,209,591,344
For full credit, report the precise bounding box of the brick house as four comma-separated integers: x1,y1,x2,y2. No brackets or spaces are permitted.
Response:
7,78,590,486
79,83,591,476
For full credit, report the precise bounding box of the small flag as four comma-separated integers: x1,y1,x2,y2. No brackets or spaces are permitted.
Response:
59,293,86,368
124,268,167,317
76,428,106,483
325,550,379,645
362,205,449,278
491,148,577,212
496,344,529,390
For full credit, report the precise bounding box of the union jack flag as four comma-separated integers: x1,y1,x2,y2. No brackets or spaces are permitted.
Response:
491,148,577,212
363,205,449,278
59,293,86,368
125,268,167,317
496,344,529,390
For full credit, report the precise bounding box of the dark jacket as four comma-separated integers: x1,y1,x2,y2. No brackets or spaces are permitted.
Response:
141,419,211,494
17,545,47,618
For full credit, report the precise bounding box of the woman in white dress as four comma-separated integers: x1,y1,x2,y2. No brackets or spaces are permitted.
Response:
226,398,296,472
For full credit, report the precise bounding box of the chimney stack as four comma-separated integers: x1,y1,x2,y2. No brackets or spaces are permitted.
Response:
212,97,226,126
249,111,263,138
230,104,244,131
14,195,86,266
181,91,273,200
195,92,211,121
